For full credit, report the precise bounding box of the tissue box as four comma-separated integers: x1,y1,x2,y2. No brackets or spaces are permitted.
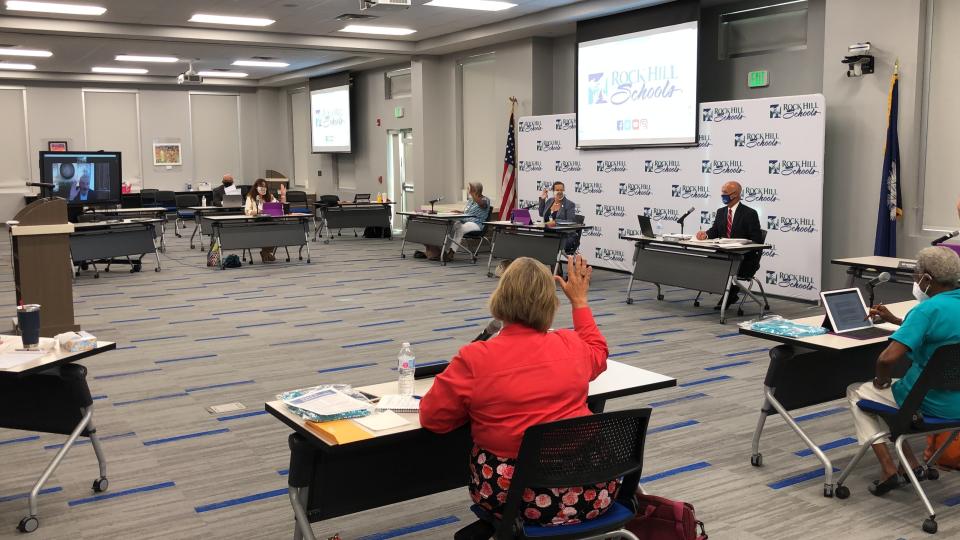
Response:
55,331,97,352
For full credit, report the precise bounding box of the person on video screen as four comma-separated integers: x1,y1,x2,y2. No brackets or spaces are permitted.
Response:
69,173,93,202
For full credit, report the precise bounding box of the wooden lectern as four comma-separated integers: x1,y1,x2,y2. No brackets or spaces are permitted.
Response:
10,198,79,335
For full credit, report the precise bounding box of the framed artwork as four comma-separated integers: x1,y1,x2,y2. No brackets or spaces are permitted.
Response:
48,141,68,152
153,142,182,166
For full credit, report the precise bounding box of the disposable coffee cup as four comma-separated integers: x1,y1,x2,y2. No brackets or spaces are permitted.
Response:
17,304,40,350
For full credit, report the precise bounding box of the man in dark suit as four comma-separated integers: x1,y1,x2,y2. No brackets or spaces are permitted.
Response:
696,181,763,309
538,181,580,254
211,174,235,207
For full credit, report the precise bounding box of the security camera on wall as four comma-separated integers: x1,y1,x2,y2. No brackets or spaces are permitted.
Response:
842,42,875,77
177,62,203,85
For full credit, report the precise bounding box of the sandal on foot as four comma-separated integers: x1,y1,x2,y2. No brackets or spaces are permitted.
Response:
901,466,927,483
868,474,901,496
413,250,427,259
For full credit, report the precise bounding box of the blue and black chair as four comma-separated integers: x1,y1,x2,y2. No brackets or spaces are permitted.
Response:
174,193,199,237
139,188,158,207
456,205,494,263
455,408,650,540
120,193,141,209
834,343,960,534
286,190,310,214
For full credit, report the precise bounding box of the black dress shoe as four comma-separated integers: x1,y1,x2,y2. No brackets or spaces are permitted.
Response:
714,294,740,310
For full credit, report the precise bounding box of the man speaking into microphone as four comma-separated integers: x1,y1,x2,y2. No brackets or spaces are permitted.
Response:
696,180,764,309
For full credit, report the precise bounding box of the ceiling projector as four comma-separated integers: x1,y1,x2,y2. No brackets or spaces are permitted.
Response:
177,63,203,85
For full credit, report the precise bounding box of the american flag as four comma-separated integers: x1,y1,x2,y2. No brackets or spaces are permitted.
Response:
498,112,517,221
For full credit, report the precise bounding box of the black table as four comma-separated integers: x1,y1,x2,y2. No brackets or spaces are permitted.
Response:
187,206,244,250
315,202,393,243
206,214,312,269
397,212,465,265
71,219,163,277
483,220,592,277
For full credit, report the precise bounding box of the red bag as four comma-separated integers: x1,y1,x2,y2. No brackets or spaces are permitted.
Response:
626,493,707,540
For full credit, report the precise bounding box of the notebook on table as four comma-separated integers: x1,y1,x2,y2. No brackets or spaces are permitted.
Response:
262,202,283,217
375,394,421,413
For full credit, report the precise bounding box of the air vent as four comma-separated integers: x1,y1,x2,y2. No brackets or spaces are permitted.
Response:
336,13,377,21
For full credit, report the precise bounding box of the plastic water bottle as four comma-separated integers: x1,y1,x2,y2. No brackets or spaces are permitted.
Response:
397,342,415,395
655,220,664,238
201,195,207,206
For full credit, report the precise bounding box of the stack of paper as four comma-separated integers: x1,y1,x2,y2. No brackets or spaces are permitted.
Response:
283,387,370,421
375,394,421,413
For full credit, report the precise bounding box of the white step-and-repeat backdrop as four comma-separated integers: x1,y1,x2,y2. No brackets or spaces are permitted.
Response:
516,94,825,302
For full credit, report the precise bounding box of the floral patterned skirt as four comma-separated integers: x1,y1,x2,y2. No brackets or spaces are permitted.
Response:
468,445,622,527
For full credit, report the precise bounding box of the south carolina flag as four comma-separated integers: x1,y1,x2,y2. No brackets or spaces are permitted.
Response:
873,68,902,257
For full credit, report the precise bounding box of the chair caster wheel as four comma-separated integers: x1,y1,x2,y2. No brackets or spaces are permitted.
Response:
155,267,161,272
306,259,311,263
823,485,833,498
693,301,700,307
18,516,38,533
927,468,940,480
657,294,664,301
923,518,938,534
764,304,771,310
92,477,109,492
94,273,100,279
626,298,634,305
835,485,850,499
133,264,142,272
286,258,291,262
737,309,744,316
750,453,762,467
401,253,406,258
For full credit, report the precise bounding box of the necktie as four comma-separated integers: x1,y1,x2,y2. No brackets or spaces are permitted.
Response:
726,208,733,238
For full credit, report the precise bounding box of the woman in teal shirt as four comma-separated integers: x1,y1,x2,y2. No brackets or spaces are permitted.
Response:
847,246,960,495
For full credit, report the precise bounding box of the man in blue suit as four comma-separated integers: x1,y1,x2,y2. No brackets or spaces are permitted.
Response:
538,181,580,254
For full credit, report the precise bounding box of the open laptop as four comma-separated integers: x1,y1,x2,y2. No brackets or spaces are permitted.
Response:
637,215,655,238
511,208,532,225
262,202,284,217
353,193,371,203
222,194,243,208
820,288,895,340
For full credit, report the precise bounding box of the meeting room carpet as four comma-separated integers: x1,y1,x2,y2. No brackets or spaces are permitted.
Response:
0,225,954,539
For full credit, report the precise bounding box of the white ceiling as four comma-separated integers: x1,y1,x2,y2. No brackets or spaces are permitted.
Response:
0,0,671,85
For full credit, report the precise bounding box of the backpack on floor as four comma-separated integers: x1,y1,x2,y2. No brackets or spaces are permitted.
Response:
363,226,391,238
925,433,960,469
626,493,707,540
207,240,220,267
222,254,242,268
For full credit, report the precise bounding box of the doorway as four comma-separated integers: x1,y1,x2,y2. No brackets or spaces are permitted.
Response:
387,129,414,233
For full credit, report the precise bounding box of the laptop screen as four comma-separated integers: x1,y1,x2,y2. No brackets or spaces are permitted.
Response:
822,289,871,332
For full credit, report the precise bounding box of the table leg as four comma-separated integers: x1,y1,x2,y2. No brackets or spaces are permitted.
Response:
719,275,733,324
190,217,200,249
750,388,773,467
486,230,498,277
763,388,836,497
289,486,316,540
625,274,636,304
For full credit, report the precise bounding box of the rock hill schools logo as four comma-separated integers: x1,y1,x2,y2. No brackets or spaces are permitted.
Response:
586,66,684,106
701,160,745,174
555,160,582,172
574,181,604,194
536,140,561,152
644,159,681,174
618,183,653,196
555,118,577,130
618,227,641,239
594,247,626,262
583,226,603,237
643,207,682,222
701,106,745,122
535,180,553,191
596,160,628,173
697,133,712,148
762,243,778,258
518,199,538,210
766,270,816,290
742,186,779,203
700,211,713,225
595,204,626,217
769,101,822,119
518,119,542,132
518,160,543,172
734,132,781,148
768,159,819,176
767,215,817,233
671,184,710,199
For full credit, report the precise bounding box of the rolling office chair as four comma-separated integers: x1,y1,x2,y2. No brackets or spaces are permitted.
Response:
286,190,310,214
174,194,200,237
315,194,342,241
452,206,493,263
692,229,770,317
455,409,651,540
139,189,159,207
833,343,960,534
120,193,142,209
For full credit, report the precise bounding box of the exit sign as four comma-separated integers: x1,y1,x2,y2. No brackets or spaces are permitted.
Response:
748,70,769,88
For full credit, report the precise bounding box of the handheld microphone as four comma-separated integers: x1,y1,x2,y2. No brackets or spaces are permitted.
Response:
931,230,960,246
472,319,503,342
676,207,696,223
866,271,891,287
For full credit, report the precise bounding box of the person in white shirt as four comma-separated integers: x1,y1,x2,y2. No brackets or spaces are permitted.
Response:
244,178,286,262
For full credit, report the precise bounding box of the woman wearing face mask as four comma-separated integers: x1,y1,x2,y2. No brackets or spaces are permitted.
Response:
845,246,960,496
244,178,287,262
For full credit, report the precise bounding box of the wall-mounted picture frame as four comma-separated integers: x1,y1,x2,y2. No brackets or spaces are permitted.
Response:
47,141,68,152
153,142,182,166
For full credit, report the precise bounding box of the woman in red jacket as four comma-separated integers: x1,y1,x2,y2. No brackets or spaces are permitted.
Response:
420,255,614,528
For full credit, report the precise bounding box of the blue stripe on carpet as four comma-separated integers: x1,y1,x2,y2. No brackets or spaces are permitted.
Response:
130,335,187,343
359,320,405,328
795,407,846,422
236,321,286,329
143,428,230,447
405,297,443,303
640,462,711,483
716,332,740,338
109,317,160,324
0,435,39,446
217,410,268,422
643,328,684,336
294,319,343,327
269,337,325,346
115,345,137,350
194,487,287,513
277,469,288,476
357,515,461,540
149,304,197,311
262,305,306,313
618,339,663,347
704,360,752,371
608,350,638,358
68,481,176,506
319,362,378,373
113,392,189,406
943,494,960,507
768,467,840,490
322,306,363,313
211,309,260,316
440,307,482,314
649,393,708,408
155,354,217,364
639,315,676,321
44,432,136,450
0,486,61,503
195,333,250,342
794,437,858,457
647,419,700,435
433,323,479,332
185,380,254,393
464,315,492,321
342,339,394,349
410,337,454,345
94,368,163,380
726,348,768,357
679,375,732,387
169,317,220,325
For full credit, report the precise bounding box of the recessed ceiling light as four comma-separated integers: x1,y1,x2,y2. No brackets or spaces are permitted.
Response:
0,62,36,70
0,48,52,58
92,66,148,74
189,13,274,27
339,24,416,36
197,71,248,78
115,55,179,63
424,0,516,11
232,60,289,68
5,1,106,15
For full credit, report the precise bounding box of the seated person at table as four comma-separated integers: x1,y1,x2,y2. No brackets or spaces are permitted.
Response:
695,180,763,309
539,181,580,254
212,174,237,207
244,178,287,262
418,182,490,261
420,255,616,530
846,246,960,495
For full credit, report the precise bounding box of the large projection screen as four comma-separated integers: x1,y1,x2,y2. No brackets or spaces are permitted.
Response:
311,84,351,153
577,20,699,148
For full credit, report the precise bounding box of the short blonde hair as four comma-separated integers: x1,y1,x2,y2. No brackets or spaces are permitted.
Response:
489,257,558,332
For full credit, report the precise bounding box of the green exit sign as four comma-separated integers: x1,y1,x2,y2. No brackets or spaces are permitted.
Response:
748,70,769,88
